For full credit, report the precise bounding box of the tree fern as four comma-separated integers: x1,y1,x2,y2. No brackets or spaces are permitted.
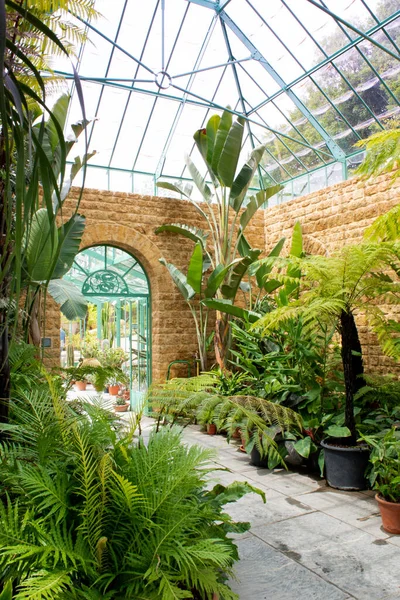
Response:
355,128,400,179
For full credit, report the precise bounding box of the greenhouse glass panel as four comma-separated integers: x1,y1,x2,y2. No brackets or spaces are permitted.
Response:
59,0,399,196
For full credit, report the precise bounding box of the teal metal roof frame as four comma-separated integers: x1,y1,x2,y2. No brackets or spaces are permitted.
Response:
64,246,150,300
60,0,400,201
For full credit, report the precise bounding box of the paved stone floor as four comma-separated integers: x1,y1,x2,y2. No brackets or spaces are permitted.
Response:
135,417,400,600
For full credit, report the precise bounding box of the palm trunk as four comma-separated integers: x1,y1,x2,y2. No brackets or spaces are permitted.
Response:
214,312,231,370
340,309,364,444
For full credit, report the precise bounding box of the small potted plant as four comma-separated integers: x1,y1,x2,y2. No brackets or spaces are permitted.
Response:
364,428,400,534
114,395,130,413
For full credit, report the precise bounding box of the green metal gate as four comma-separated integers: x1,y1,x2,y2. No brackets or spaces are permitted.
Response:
64,245,151,406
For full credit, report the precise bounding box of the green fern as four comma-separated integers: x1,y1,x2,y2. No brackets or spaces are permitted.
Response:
355,128,400,179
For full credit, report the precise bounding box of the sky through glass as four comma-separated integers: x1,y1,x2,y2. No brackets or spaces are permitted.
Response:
57,0,400,201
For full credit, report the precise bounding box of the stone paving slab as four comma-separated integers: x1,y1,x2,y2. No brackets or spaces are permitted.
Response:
229,536,353,600
179,424,400,600
255,511,400,600
293,487,388,539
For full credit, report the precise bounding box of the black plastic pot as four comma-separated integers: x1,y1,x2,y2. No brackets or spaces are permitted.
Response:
250,446,269,468
321,440,370,491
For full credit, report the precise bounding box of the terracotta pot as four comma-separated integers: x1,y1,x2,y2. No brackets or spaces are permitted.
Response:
231,427,241,439
114,403,129,412
109,385,120,396
75,380,87,391
207,423,217,435
376,494,400,534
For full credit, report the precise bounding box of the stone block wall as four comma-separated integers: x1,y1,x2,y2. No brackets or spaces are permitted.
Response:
46,172,399,381
263,172,400,373
57,190,264,382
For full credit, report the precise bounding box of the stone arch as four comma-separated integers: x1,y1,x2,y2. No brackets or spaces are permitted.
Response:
80,222,175,382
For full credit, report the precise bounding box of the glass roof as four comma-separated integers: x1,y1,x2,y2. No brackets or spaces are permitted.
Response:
64,246,149,300
58,0,400,198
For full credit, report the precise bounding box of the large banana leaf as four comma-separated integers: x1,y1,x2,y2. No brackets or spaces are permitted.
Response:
155,223,208,247
255,237,286,290
156,181,192,200
229,145,265,212
221,249,261,300
159,259,196,301
290,220,303,259
53,214,86,279
187,242,203,294
48,279,88,320
240,185,283,231
184,154,212,202
211,109,232,180
217,117,245,187
206,114,220,165
202,299,261,323
26,208,58,282
204,259,241,299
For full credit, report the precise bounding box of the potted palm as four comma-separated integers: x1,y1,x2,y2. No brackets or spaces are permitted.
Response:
256,241,399,489
363,428,400,534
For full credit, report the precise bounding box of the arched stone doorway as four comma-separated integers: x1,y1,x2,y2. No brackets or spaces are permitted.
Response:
76,222,176,383
63,244,151,397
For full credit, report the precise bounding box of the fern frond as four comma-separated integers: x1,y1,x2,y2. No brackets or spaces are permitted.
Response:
14,569,73,600
355,128,400,179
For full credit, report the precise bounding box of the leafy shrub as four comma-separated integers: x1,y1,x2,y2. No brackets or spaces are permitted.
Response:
0,369,261,599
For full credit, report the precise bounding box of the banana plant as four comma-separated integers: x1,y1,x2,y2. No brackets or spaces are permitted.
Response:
157,108,282,369
159,242,245,370
203,221,304,323
22,94,95,345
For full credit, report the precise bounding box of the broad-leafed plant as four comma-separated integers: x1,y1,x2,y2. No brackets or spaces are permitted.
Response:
156,108,282,370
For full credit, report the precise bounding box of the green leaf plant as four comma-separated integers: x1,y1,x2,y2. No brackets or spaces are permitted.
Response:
156,108,282,370
254,240,400,444
0,0,93,423
0,358,263,599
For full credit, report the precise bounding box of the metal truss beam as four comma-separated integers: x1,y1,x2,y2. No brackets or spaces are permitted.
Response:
305,0,400,62
218,11,346,160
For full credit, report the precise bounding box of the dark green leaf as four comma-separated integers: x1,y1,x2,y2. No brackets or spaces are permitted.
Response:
240,185,283,231
217,118,245,187
48,280,88,320
155,223,208,247
229,145,266,212
202,299,261,323
159,259,196,301
185,154,212,202
26,209,57,282
255,237,285,289
54,214,86,278
211,109,232,180
221,250,261,300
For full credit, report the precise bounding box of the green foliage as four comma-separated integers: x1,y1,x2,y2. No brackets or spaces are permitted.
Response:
0,366,258,599
254,241,400,439
147,375,303,466
356,129,400,180
362,428,400,503
157,109,283,369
